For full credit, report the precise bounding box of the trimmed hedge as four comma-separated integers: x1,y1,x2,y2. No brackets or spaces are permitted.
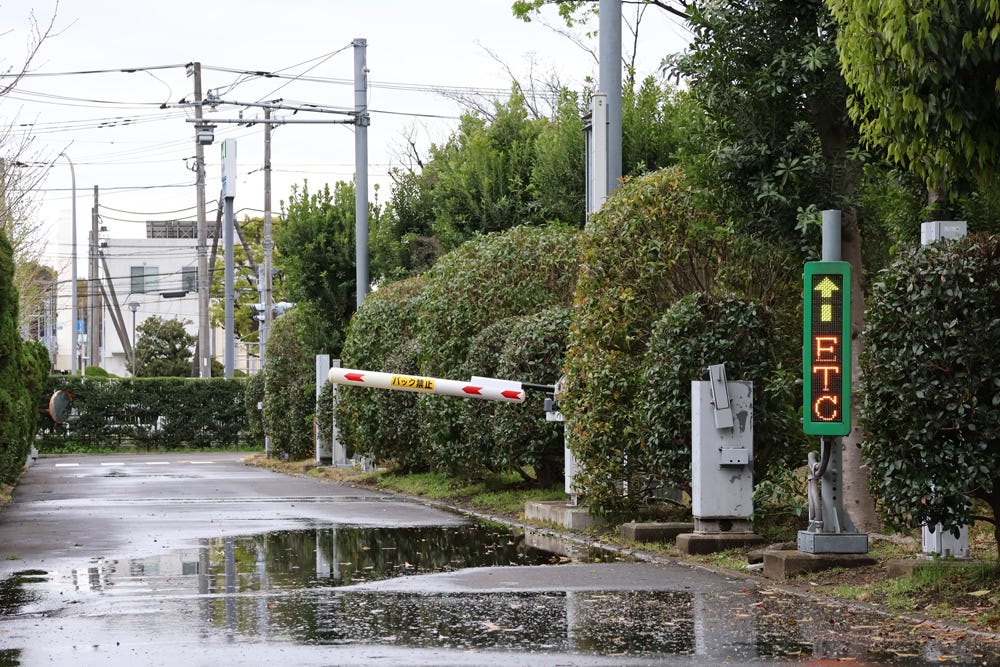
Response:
336,276,429,471
860,234,1000,551
416,224,581,475
563,168,800,516
0,231,50,483
335,224,580,483
37,376,250,450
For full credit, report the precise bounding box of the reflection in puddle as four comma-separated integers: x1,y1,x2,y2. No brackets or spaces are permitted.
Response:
3,523,998,665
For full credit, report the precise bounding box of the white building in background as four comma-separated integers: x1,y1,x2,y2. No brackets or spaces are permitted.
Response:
89,220,259,376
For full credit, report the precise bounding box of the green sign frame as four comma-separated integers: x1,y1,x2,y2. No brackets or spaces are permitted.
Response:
803,261,852,436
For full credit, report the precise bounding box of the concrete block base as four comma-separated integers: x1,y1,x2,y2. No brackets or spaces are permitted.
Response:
763,550,877,580
676,532,765,555
524,500,599,531
621,522,694,543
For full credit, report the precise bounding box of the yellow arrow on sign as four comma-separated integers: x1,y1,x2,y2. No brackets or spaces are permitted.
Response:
815,276,839,323
814,276,840,298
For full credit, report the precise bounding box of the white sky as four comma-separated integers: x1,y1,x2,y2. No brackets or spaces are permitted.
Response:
1,0,690,280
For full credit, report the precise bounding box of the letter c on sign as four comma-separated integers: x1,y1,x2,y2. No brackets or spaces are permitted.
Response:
814,395,840,422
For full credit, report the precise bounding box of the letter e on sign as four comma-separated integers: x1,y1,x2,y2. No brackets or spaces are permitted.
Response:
803,261,851,435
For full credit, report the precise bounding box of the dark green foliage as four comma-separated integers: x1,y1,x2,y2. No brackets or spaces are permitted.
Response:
276,180,357,356
134,315,196,377
336,276,428,471
640,293,804,495
860,234,1000,553
243,371,266,446
416,224,580,474
673,0,860,245
0,232,40,484
448,309,570,483
492,307,571,486
261,309,315,460
563,168,800,517
37,376,249,450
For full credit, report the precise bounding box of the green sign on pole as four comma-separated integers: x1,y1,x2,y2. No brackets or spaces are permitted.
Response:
803,261,851,436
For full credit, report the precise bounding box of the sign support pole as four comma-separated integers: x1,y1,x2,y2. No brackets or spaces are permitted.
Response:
798,210,868,554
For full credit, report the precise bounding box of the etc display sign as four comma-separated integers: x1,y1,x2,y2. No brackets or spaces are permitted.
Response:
803,261,852,436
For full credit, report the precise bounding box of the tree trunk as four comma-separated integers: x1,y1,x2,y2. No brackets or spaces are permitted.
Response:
809,86,882,533
840,211,881,532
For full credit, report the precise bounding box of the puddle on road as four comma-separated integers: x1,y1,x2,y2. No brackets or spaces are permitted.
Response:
2,523,997,665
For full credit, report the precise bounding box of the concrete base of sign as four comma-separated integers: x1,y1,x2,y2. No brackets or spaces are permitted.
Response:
676,532,765,555
763,550,876,580
621,522,693,543
797,530,869,554
524,500,601,531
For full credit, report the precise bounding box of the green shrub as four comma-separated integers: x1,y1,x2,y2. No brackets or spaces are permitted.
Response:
416,224,580,475
337,276,429,471
0,233,41,484
37,376,250,451
563,168,800,517
244,371,265,446
261,309,315,460
860,234,1000,555
492,307,571,487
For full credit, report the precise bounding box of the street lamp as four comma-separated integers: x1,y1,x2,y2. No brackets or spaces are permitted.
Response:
128,301,139,376
59,153,78,375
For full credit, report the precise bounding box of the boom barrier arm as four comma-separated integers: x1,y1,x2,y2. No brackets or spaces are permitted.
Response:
328,367,553,404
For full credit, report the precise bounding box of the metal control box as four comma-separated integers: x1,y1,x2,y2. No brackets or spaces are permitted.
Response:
691,379,753,520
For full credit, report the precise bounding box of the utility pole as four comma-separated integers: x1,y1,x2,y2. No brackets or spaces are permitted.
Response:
262,107,273,365
599,0,623,196
89,185,100,369
354,37,370,308
221,138,236,377
190,61,212,378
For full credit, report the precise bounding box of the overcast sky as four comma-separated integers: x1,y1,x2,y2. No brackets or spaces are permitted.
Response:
2,0,690,278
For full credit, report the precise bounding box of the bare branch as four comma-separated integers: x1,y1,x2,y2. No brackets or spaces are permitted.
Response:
1,1,62,97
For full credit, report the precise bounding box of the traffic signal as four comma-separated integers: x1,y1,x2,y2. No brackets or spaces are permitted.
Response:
803,261,851,436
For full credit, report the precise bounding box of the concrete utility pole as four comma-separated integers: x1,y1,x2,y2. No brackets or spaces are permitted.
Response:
354,37,370,308
599,0,623,196
89,185,100,369
221,138,236,377
262,107,273,365
59,152,78,375
190,62,212,378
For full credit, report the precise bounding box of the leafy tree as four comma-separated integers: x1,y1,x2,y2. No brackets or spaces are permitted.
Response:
830,0,1000,200
134,316,196,377
860,235,1000,556
276,180,357,356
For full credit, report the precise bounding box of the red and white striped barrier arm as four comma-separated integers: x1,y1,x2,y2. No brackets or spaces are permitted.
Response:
328,367,526,403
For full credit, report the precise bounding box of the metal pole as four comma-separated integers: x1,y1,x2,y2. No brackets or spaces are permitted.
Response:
819,209,856,534
599,0,622,196
353,37,370,308
822,209,841,262
191,62,211,378
59,152,78,375
89,185,100,369
223,195,235,377
262,107,273,367
128,300,139,376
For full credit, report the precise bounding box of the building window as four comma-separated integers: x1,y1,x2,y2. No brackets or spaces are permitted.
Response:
182,266,197,293
131,266,159,294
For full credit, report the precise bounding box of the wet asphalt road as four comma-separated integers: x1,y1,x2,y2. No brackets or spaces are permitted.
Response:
0,453,997,666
